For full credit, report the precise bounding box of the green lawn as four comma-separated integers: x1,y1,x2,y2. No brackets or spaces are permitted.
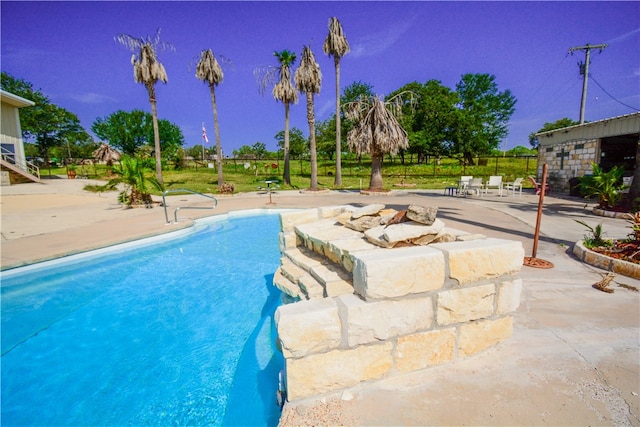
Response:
50,155,539,195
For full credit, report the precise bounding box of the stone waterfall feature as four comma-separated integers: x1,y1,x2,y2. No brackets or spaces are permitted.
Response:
273,204,524,402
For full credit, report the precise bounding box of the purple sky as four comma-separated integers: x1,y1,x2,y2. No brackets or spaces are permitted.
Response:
2,1,639,153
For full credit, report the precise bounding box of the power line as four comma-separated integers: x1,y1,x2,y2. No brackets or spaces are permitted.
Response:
590,74,640,112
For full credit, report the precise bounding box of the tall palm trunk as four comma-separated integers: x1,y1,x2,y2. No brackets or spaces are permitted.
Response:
307,92,318,190
210,84,224,186
369,152,384,191
148,87,163,185
283,102,291,185
334,57,342,187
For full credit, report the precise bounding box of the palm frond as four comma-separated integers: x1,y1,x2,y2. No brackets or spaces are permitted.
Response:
195,49,224,86
294,45,322,94
346,96,408,156
323,17,350,58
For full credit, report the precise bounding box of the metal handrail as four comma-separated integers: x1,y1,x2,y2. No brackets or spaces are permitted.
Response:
162,189,218,224
1,146,40,179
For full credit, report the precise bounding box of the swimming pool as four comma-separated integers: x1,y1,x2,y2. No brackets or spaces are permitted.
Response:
1,211,284,426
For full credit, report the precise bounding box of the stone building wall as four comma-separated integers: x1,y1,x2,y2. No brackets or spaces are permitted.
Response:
273,206,524,402
537,138,599,193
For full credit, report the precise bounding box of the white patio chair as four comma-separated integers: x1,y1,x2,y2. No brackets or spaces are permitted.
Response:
467,178,483,196
484,175,503,196
505,177,523,196
457,176,473,197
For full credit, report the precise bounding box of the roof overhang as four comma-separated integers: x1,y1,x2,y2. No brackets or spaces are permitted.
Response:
0,89,36,108
535,112,640,147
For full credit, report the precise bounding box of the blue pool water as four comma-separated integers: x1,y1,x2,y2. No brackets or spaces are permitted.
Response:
1,212,284,426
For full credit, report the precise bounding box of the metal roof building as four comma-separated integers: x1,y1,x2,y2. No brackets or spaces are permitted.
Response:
534,112,640,193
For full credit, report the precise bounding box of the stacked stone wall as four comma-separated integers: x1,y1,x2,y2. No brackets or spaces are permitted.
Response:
274,206,524,402
537,139,598,192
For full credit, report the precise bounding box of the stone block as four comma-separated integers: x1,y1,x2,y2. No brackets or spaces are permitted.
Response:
395,328,456,372
406,204,437,225
458,316,513,357
337,294,433,346
352,204,386,218
298,274,325,299
436,284,496,325
431,238,524,285
273,266,302,300
285,342,393,400
326,237,378,272
280,209,321,232
275,298,341,358
383,219,445,244
324,279,354,297
284,247,325,272
353,246,446,299
497,278,522,314
279,231,299,251
319,205,354,218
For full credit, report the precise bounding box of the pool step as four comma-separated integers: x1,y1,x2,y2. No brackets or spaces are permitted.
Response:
276,246,354,300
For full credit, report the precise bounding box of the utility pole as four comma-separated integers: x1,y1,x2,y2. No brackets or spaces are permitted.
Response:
569,43,608,124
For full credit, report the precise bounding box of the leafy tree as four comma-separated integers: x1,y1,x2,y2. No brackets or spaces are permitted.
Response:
116,28,173,185
252,142,267,159
153,118,184,160
92,110,149,155
294,45,322,190
255,49,298,186
452,74,516,164
505,145,536,156
187,144,206,160
388,80,458,162
232,145,256,158
1,72,90,161
92,110,183,157
195,48,226,187
344,94,409,191
528,117,580,148
323,17,350,187
316,117,337,160
275,127,307,158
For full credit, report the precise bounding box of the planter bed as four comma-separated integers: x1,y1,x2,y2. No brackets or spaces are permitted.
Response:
573,240,640,279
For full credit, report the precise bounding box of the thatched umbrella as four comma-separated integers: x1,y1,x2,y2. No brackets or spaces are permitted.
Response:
345,95,409,191
92,143,121,167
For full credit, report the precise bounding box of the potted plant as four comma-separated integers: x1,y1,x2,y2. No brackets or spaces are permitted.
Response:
66,164,77,179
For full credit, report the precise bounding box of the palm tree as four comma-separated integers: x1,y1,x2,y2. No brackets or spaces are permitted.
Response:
255,50,298,186
115,28,172,185
105,154,163,207
195,49,225,188
92,142,121,167
323,17,350,187
294,45,322,191
344,95,410,192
